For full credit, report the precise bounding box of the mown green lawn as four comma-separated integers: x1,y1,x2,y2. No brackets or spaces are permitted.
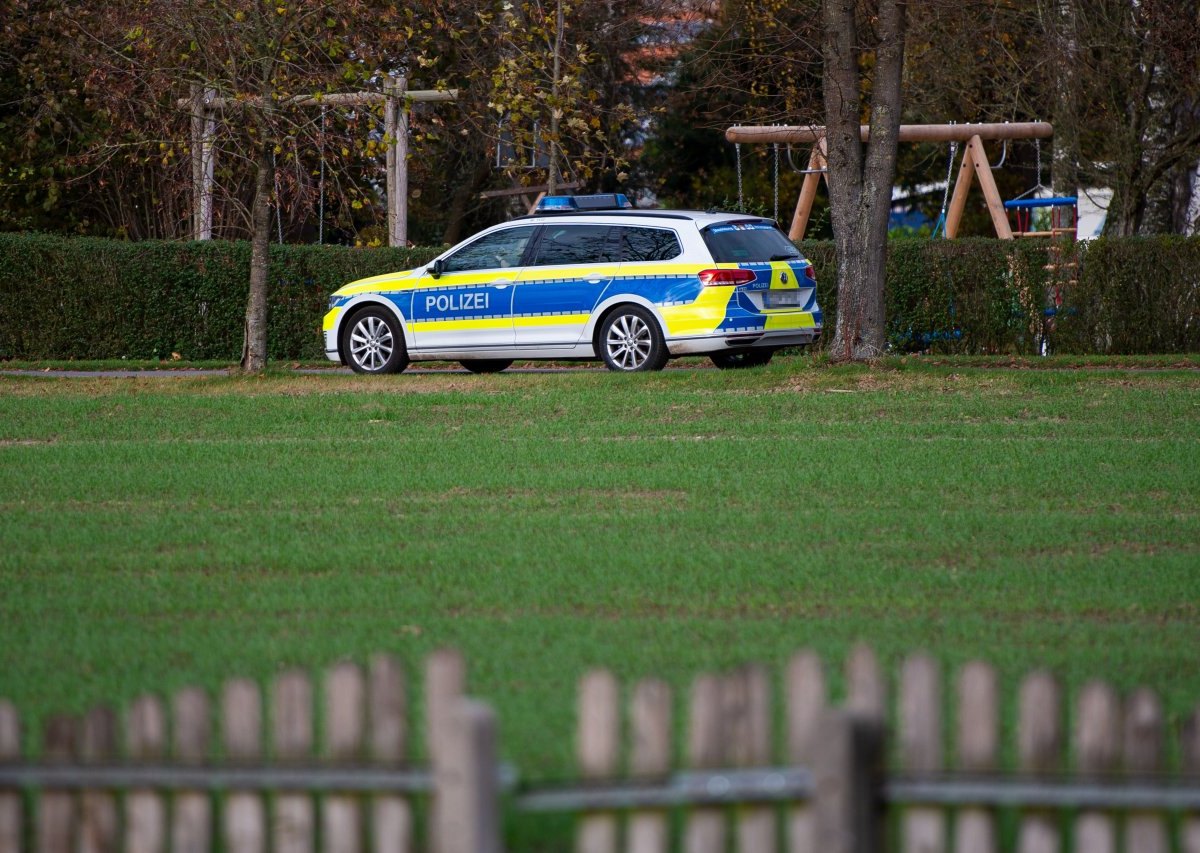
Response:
1,357,1198,782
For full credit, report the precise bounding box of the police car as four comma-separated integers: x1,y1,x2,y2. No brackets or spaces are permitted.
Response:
322,194,822,373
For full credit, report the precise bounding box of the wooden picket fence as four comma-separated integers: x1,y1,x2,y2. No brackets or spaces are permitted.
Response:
2,645,1199,852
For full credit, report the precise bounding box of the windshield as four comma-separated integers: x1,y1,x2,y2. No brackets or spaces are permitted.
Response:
701,220,801,263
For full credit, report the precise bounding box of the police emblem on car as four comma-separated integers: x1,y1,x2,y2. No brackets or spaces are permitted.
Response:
321,194,822,374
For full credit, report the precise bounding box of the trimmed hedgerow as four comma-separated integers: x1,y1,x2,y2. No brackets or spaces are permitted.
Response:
0,233,439,361
1,232,1197,360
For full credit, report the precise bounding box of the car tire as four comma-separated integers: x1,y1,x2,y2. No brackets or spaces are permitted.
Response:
599,306,669,372
460,359,513,374
342,307,409,375
709,349,773,369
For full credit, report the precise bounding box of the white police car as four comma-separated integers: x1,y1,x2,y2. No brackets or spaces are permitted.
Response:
322,194,822,373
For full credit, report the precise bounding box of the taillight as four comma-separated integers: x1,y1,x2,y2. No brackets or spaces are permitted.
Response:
804,265,816,281
698,268,757,287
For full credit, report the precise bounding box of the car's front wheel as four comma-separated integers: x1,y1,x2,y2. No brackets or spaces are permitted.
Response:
460,359,513,374
599,306,668,372
343,307,409,374
710,349,773,369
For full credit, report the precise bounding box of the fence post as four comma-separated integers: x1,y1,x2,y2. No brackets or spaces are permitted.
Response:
223,678,266,853
577,669,619,853
126,696,167,853
900,654,944,853
1017,671,1062,853
369,654,412,853
0,702,22,853
325,662,365,853
428,649,466,853
172,686,211,853
1073,681,1119,853
1184,705,1200,853
786,651,825,853
1123,688,1167,853
813,709,884,853
727,664,774,853
79,706,118,853
847,644,886,722
273,670,314,853
629,678,671,853
954,661,998,853
436,699,500,853
38,715,77,853
685,674,725,853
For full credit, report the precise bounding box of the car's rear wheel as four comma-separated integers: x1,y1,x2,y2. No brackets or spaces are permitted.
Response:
710,349,773,369
599,306,668,372
460,359,513,374
343,307,409,374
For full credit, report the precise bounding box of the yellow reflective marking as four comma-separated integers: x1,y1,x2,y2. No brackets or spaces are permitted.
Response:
769,261,801,290
616,262,716,278
764,312,817,331
514,313,590,328
322,307,341,331
660,286,734,336
410,317,513,332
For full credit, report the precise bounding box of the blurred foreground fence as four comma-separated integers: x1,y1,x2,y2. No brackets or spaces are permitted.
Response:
2,646,1199,852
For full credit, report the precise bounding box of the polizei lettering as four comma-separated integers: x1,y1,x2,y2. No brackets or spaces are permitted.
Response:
425,292,490,313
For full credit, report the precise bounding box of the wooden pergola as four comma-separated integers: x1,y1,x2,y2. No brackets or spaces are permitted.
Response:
185,80,457,247
725,122,1055,241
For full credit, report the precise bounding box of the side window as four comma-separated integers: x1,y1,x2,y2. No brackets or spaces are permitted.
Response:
529,225,616,266
441,226,538,273
619,227,683,262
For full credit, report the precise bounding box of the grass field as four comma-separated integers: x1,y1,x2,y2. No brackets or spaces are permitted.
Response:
1,356,1198,784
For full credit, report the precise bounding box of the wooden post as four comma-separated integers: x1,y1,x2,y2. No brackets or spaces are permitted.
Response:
1123,688,1167,853
384,77,409,248
629,679,671,853
273,670,314,853
1073,682,1119,853
1017,672,1062,853
577,669,619,853
726,665,774,853
38,716,77,853
126,696,167,853
954,661,998,853
786,651,825,853
427,649,466,853
0,702,19,853
685,674,725,853
813,709,884,853
943,140,976,239
325,662,365,853
789,139,828,241
369,654,411,853
222,678,266,853
172,687,212,853
79,706,119,853
1184,705,1200,853
965,136,1014,239
436,699,501,853
900,654,944,853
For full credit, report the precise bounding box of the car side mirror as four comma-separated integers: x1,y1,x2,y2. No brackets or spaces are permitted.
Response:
430,258,444,279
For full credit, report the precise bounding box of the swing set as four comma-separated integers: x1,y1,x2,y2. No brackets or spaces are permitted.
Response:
724,122,1077,242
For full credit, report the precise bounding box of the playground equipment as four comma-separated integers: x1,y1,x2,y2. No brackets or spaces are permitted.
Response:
725,122,1072,241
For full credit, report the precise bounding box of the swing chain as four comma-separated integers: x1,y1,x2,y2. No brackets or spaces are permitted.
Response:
1035,135,1043,188
735,143,744,212
772,143,780,222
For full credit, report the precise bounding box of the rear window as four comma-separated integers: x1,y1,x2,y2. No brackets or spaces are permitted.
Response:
701,220,802,263
618,226,683,262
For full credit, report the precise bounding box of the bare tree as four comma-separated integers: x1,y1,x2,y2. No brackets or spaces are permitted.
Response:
822,0,908,361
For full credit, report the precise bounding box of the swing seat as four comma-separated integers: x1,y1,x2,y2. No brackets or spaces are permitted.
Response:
1003,197,1077,238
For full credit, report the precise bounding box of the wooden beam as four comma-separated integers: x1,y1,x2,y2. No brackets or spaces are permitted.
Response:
177,89,457,111
943,141,976,239
789,139,827,241
726,122,1053,145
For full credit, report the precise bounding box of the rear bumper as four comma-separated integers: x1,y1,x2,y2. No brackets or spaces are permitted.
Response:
667,325,822,356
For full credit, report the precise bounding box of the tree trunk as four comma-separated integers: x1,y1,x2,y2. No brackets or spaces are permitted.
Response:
823,0,907,362
240,145,273,372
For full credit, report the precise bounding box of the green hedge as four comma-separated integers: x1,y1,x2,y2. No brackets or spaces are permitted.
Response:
0,233,439,361
1,232,1197,360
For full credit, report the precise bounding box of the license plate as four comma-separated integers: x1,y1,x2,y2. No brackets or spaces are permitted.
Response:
762,291,803,308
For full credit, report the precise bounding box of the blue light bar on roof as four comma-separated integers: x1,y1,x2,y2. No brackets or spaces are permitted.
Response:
536,193,633,213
